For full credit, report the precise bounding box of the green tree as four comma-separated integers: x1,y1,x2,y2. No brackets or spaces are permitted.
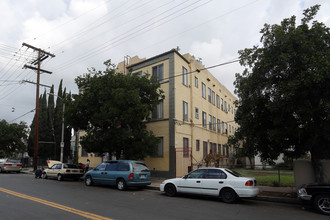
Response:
66,60,164,160
233,5,330,182
0,120,28,158
28,80,72,162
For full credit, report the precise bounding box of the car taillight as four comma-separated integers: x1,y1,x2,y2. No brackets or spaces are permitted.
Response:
245,180,254,186
129,173,134,179
80,169,84,173
4,164,12,166
17,164,22,167
66,169,70,173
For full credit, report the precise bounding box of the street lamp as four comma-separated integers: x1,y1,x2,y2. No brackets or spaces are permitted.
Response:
48,93,65,162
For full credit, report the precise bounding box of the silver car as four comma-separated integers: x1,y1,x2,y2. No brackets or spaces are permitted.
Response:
0,158,22,173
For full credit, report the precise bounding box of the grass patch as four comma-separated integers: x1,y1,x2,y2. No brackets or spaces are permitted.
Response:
232,168,295,187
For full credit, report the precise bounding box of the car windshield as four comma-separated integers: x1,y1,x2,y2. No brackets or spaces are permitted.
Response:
225,169,244,177
133,162,149,172
64,164,78,169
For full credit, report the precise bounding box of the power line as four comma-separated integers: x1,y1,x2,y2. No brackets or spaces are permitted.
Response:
9,108,35,123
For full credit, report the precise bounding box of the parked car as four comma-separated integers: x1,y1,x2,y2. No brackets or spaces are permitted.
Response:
160,168,259,203
298,183,330,215
84,160,151,190
0,158,22,173
42,162,84,181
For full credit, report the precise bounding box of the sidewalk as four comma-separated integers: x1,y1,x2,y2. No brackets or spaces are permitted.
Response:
21,168,300,204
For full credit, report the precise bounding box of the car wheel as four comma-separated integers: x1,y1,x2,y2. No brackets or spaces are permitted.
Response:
42,173,47,179
221,188,237,203
57,174,63,181
164,184,177,197
0,167,2,173
85,176,93,186
313,194,330,215
116,179,127,191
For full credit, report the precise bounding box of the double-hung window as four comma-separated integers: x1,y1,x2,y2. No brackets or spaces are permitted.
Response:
183,101,188,121
217,119,221,133
213,116,216,131
195,77,198,87
183,138,189,158
202,111,207,127
208,88,211,102
152,64,163,81
216,95,220,108
195,107,199,119
209,114,212,129
182,67,188,86
202,83,206,99
212,91,215,105
152,100,163,119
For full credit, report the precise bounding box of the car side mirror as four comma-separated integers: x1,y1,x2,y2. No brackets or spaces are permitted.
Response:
94,168,98,171
183,175,188,179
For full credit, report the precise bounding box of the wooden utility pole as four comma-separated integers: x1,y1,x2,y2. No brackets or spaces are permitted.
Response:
22,43,55,170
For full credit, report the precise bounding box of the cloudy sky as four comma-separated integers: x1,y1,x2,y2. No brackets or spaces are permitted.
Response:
0,0,329,126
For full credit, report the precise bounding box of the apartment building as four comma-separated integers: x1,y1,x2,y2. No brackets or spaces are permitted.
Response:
115,49,238,178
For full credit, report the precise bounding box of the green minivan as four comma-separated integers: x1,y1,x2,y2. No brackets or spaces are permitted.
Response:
84,160,151,190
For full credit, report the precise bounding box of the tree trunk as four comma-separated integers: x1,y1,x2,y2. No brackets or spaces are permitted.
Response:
311,151,324,183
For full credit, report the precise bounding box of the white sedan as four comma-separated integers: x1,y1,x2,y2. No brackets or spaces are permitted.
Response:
160,168,259,203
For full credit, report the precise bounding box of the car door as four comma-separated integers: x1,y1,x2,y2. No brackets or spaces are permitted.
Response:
201,169,227,196
47,164,58,177
90,163,106,184
177,169,206,195
104,162,119,185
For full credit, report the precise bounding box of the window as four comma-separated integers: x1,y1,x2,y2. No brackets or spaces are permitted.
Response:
212,91,215,105
106,162,118,171
203,141,208,158
155,137,163,157
223,145,226,156
218,144,221,155
209,114,212,129
183,138,189,158
229,125,231,133
208,88,211,102
202,83,206,98
195,107,199,119
152,64,163,81
212,143,217,154
182,66,188,86
216,95,220,108
217,119,221,133
187,169,205,179
222,121,225,133
209,142,213,154
152,100,163,119
183,101,188,121
117,162,130,171
81,147,88,157
133,71,142,77
202,111,207,127
195,77,198,87
225,123,228,134
221,98,224,110
95,163,106,171
196,140,200,151
213,116,216,131
228,104,231,113
205,169,227,179
224,101,227,112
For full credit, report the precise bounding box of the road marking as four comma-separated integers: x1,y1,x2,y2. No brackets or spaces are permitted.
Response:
0,187,114,220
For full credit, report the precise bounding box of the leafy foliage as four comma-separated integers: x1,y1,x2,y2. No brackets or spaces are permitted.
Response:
0,120,28,158
66,60,164,160
233,5,330,182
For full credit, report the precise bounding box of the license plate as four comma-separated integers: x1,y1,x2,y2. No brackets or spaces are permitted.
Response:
140,174,146,179
72,170,78,172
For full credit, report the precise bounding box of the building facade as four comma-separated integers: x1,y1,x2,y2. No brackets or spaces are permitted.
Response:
115,49,238,178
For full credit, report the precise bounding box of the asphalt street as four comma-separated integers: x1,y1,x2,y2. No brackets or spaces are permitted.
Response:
0,173,327,220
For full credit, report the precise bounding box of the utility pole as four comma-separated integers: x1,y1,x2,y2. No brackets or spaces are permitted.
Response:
22,43,55,170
